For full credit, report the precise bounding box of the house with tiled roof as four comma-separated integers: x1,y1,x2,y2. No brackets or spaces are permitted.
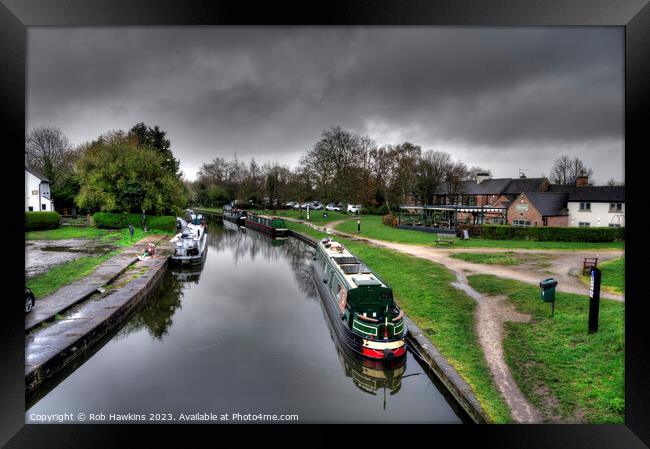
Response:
25,166,54,212
567,185,625,227
507,192,569,227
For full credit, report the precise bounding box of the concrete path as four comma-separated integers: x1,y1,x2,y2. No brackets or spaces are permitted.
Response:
26,234,167,332
25,243,173,394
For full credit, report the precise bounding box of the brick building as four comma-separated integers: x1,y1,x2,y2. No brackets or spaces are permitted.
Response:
506,192,569,227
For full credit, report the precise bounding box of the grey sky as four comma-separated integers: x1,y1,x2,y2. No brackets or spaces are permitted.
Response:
27,27,624,183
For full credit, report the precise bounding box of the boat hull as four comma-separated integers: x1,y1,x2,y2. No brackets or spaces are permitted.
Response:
244,219,288,238
312,261,406,361
170,229,208,266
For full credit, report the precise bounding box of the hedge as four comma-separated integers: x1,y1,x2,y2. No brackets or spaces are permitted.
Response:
25,211,60,230
479,225,624,242
93,212,176,232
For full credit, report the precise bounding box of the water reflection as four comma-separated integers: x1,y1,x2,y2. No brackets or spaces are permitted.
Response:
116,271,185,341
27,221,462,423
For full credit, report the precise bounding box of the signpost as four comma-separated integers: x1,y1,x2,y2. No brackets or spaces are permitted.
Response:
588,267,602,333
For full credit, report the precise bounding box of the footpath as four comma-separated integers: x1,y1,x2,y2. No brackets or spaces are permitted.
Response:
25,235,173,395
26,235,166,332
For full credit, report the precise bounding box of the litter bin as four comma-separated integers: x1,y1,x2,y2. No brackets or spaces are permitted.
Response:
539,278,558,302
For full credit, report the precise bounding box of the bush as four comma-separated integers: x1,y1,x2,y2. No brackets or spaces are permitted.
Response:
456,223,482,237
25,211,60,230
93,212,176,231
480,225,624,242
382,214,398,227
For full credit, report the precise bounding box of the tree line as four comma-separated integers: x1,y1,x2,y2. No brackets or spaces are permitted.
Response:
26,123,186,216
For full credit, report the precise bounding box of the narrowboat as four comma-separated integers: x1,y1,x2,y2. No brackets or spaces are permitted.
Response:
223,204,247,226
244,213,289,238
312,238,407,361
170,220,208,265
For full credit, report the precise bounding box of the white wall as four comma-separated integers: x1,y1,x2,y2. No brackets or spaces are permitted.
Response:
25,170,54,212
567,201,625,227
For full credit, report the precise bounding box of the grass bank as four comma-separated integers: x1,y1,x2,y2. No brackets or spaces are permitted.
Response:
26,229,169,298
580,257,624,295
27,251,119,298
287,221,511,423
334,215,624,250
467,275,624,423
450,252,552,268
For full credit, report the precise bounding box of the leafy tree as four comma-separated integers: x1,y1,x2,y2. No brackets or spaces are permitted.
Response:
75,139,187,215
128,122,180,175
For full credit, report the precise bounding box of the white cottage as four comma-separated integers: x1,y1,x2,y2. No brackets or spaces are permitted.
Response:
25,167,54,212
567,185,625,228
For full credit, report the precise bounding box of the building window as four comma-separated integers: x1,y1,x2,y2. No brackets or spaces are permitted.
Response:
542,217,548,226
513,220,531,227
468,196,476,206
41,204,46,210
608,223,621,228
579,202,591,211
578,222,590,227
28,206,33,211
609,203,623,212
492,218,505,225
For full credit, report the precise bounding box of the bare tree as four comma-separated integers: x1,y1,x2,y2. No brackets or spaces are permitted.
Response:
550,155,593,185
25,126,73,184
415,150,452,206
370,146,398,215
467,166,492,181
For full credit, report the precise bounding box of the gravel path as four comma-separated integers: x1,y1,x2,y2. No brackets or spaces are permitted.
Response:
304,220,625,422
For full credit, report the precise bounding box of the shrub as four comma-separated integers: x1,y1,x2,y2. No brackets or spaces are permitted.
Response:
363,204,389,215
25,211,60,230
480,225,623,242
382,214,398,227
93,212,176,231
456,223,482,237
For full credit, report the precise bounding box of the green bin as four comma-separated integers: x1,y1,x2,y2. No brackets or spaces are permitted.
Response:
539,278,558,302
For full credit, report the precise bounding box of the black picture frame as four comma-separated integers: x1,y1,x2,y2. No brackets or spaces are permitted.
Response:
1,1,648,447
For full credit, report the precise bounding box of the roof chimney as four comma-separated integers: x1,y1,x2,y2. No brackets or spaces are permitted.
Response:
575,169,589,187
476,172,491,184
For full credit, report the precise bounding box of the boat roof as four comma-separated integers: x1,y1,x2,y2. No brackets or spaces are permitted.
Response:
318,238,387,289
250,213,284,220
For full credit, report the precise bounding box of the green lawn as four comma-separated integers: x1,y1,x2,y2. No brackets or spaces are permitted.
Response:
334,215,624,250
450,252,552,268
287,221,511,423
467,275,624,423
581,257,625,295
26,228,170,298
26,226,112,240
27,251,119,298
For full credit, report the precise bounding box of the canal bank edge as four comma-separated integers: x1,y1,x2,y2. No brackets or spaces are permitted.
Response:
25,248,171,395
289,230,489,424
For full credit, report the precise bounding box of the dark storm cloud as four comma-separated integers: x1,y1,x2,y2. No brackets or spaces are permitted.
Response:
27,27,623,181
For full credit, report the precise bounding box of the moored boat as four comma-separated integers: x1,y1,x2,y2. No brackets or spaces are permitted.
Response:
170,220,208,266
223,204,247,226
312,238,407,361
244,213,288,238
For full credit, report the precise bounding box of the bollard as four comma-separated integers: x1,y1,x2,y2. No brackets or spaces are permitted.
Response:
357,219,361,233
588,267,601,333
128,224,134,242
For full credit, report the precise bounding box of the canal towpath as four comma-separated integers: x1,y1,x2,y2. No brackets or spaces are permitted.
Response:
25,237,173,395
26,234,168,333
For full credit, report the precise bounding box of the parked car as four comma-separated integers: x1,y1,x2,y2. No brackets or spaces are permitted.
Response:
326,203,342,212
25,287,35,313
347,204,362,214
311,202,324,210
285,201,296,208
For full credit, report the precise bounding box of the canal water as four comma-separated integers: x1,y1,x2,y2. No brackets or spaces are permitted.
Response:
27,222,465,423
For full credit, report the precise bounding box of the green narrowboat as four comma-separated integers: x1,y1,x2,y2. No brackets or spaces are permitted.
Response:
312,237,407,361
245,213,289,238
